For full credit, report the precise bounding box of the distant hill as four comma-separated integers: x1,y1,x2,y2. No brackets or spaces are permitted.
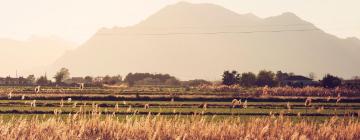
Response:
0,36,75,77
51,2,360,80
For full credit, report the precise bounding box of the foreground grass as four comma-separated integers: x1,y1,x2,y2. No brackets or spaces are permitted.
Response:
0,106,357,115
0,114,360,140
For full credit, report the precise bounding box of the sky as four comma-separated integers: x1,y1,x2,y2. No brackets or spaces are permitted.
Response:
0,0,359,45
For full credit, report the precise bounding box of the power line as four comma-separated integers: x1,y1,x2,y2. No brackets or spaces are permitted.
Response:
97,28,320,36
135,23,315,29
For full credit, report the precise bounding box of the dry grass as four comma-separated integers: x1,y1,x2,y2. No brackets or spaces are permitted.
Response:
266,86,359,97
197,85,360,97
0,115,359,140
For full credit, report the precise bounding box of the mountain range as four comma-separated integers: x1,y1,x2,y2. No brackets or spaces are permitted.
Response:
45,2,360,80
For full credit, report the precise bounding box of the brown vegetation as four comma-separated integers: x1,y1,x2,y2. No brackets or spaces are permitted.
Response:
197,85,360,97
0,115,359,139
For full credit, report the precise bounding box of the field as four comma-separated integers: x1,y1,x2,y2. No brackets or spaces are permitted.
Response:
2,114,360,139
1,85,360,139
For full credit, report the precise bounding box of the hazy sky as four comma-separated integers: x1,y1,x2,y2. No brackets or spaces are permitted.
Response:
0,0,359,45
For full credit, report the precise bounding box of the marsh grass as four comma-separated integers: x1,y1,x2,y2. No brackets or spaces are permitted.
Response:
0,114,359,140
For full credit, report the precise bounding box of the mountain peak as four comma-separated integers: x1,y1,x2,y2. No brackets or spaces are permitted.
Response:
137,2,260,27
55,2,360,79
171,1,192,6
264,12,310,25
168,1,222,9
279,12,304,21
280,12,298,17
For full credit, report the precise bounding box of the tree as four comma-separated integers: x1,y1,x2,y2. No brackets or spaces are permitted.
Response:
288,72,295,76
275,71,290,86
124,73,135,86
352,76,360,80
321,74,342,88
309,72,316,80
165,77,181,86
183,79,211,87
103,75,122,85
275,71,289,82
36,76,50,85
240,72,256,87
110,75,122,84
124,73,177,86
54,68,70,84
102,75,112,84
136,77,161,85
256,70,276,87
84,76,93,84
222,70,240,86
26,75,36,84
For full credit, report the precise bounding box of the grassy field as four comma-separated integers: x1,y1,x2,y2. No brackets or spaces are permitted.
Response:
0,98,358,117
1,114,360,139
0,86,359,117
0,86,360,139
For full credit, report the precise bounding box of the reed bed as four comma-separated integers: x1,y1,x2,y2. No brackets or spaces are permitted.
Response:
2,85,360,97
197,85,360,97
0,114,359,140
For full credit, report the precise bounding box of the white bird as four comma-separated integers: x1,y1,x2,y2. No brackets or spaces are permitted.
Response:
34,86,41,93
231,99,240,108
60,99,64,107
31,100,36,107
8,92,12,99
144,104,150,109
79,83,85,90
243,100,248,109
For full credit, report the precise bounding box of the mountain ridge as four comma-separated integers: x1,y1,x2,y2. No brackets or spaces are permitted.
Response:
50,2,360,80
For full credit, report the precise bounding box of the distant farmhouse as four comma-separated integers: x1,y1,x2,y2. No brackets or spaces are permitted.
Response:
280,75,316,87
0,77,33,86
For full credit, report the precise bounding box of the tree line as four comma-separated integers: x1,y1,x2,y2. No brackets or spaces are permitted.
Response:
2,67,346,89
222,70,343,88
31,68,182,87
34,68,122,86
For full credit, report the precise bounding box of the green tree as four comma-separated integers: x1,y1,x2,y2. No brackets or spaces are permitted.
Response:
256,70,276,87
309,72,316,80
110,75,122,84
240,72,256,87
165,77,181,86
36,76,50,85
275,71,289,82
26,75,36,84
321,74,342,88
124,73,176,86
101,75,122,85
102,75,112,84
275,71,289,86
222,70,240,86
183,79,211,87
54,68,70,84
84,76,93,84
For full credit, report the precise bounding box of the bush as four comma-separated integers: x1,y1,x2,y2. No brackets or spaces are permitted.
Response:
321,74,342,88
